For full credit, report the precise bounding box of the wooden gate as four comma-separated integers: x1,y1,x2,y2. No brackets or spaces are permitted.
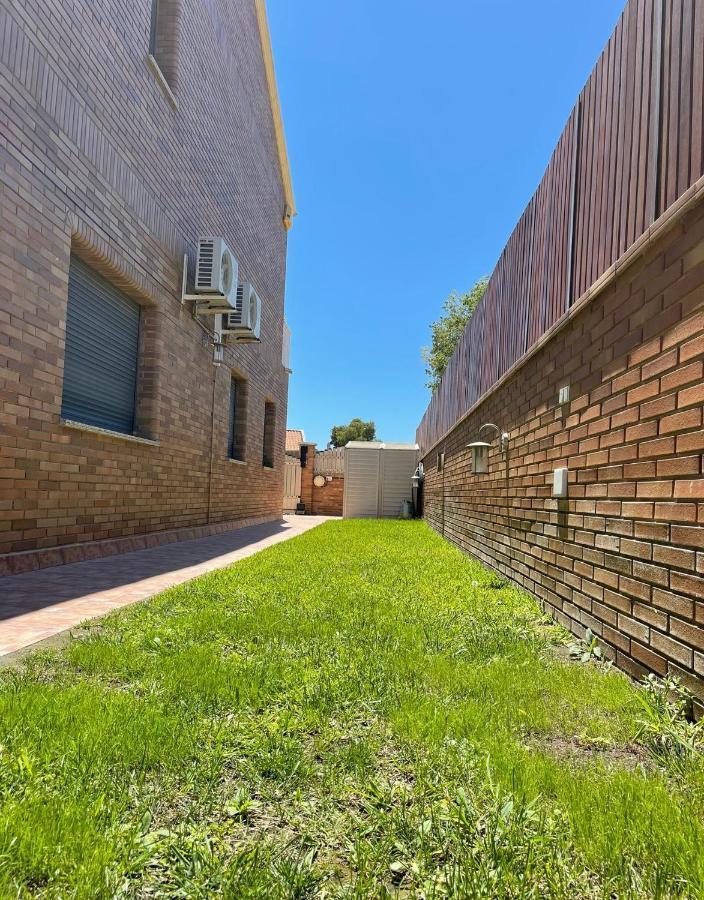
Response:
283,455,301,512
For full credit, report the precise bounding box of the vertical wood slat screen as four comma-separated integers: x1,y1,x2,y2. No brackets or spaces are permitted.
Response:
417,0,704,453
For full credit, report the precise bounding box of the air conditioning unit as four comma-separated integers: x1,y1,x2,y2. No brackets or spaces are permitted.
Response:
222,283,261,341
194,237,238,312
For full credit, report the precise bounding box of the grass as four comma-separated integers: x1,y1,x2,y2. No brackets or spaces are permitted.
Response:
0,519,702,898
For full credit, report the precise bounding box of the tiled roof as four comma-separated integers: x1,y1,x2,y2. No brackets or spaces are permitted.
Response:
286,429,305,452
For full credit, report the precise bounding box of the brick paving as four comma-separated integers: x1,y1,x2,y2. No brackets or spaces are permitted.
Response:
0,516,330,657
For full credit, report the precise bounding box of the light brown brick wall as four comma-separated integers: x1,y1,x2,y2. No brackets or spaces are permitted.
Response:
421,199,704,708
0,0,290,556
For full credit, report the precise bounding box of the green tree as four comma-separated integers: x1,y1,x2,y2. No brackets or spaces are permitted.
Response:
329,418,376,448
422,277,488,391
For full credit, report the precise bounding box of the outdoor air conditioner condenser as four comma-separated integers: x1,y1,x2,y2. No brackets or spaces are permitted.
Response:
194,237,238,313
222,282,261,342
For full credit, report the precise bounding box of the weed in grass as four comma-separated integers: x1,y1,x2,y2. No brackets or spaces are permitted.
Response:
567,628,606,665
0,520,702,897
635,674,704,767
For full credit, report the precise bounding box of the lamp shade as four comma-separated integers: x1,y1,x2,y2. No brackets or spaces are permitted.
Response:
466,440,492,474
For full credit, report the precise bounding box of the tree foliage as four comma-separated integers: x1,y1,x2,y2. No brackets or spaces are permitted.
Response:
422,277,489,391
330,418,376,448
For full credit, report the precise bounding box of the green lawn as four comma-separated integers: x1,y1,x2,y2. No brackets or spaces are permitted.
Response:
0,520,703,898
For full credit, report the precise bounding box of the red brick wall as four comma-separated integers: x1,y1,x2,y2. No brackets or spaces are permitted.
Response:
421,199,704,709
0,0,290,555
312,476,343,517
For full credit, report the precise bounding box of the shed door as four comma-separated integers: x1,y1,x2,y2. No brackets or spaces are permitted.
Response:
61,255,140,434
380,450,418,517
343,449,381,518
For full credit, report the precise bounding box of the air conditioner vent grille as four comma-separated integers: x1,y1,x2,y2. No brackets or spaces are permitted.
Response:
193,237,237,312
196,240,214,288
234,283,245,321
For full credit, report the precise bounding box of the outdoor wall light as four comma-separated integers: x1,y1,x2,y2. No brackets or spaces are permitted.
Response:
466,423,510,474
466,440,492,474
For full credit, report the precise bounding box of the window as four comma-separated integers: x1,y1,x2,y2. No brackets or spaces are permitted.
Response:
149,0,179,88
262,401,276,468
61,255,140,435
148,0,160,55
437,451,445,473
228,375,247,462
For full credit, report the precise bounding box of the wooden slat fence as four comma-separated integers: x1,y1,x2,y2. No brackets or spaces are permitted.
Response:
417,0,704,453
314,448,345,476
284,456,302,512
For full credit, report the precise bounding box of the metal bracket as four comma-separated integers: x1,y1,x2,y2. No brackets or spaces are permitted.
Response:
225,334,261,345
479,423,510,453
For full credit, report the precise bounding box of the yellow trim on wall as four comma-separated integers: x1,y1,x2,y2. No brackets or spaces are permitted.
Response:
254,0,296,229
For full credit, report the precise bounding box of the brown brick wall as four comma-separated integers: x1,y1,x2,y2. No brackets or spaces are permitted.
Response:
312,476,343,517
0,0,290,555
421,199,704,708
297,443,317,515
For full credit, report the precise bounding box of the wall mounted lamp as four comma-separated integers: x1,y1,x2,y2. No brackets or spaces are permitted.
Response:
466,423,510,474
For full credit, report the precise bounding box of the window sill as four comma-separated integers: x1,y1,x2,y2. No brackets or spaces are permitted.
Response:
229,458,247,466
61,419,159,447
262,464,275,470
146,54,178,110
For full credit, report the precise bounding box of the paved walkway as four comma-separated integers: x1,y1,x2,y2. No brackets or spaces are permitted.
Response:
0,516,331,658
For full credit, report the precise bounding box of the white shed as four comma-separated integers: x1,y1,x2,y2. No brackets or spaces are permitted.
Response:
343,441,419,519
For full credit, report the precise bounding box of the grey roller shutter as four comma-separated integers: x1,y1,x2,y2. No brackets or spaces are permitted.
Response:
61,255,140,434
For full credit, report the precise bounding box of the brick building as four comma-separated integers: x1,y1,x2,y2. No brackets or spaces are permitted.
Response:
0,0,296,570
417,0,704,707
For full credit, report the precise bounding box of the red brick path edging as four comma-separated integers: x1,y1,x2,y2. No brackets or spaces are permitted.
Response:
0,515,283,577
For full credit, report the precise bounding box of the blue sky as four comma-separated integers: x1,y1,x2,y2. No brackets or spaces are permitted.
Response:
268,0,624,447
